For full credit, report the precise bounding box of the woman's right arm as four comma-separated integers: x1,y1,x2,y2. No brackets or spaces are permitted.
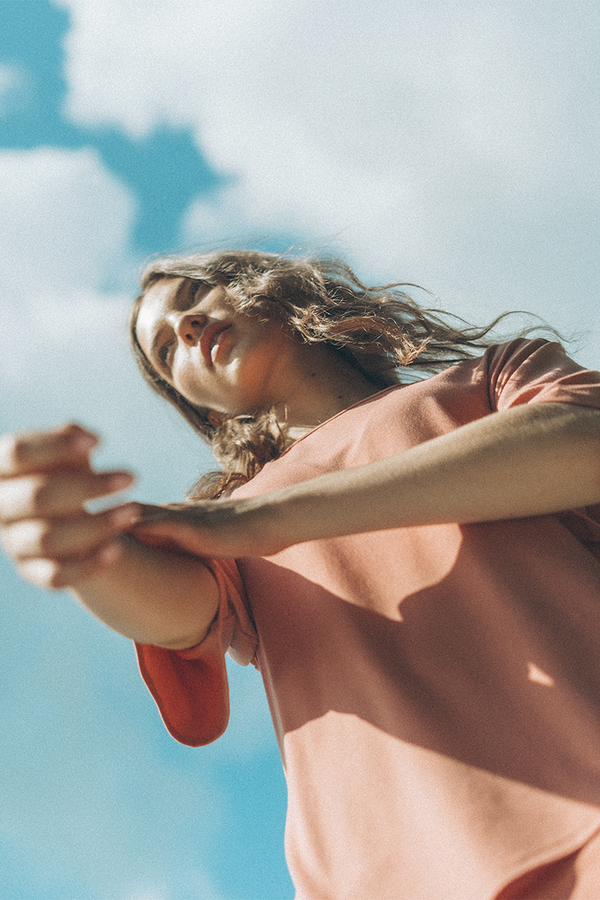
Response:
0,424,219,650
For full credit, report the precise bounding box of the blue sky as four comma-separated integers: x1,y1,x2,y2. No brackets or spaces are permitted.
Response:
0,1,599,898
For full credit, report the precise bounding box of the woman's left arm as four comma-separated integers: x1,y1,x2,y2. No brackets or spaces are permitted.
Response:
132,402,600,558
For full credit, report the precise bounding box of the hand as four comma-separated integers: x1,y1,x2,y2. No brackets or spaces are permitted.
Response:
0,423,140,589
131,495,291,560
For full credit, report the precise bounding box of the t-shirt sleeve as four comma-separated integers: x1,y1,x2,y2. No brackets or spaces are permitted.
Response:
482,339,600,411
135,557,258,747
480,339,600,554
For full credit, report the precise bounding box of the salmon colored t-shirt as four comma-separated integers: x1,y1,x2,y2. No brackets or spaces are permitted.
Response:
137,340,600,900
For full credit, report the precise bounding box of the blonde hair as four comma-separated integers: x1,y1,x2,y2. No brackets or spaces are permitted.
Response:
131,249,514,498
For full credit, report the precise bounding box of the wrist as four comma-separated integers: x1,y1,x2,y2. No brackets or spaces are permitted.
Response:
249,482,335,551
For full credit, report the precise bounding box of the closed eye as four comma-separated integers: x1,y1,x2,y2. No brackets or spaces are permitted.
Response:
191,281,211,300
158,340,174,369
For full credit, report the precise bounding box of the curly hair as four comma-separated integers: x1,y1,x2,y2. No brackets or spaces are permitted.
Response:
130,249,525,499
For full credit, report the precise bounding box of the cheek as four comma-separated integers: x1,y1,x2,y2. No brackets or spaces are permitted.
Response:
172,355,237,412
171,355,206,400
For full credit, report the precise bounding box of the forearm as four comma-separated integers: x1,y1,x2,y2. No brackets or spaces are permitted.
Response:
267,402,600,545
71,536,219,649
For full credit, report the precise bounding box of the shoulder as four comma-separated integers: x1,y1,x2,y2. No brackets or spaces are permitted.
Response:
469,339,600,411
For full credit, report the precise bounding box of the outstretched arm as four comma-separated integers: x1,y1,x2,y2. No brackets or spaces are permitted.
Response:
132,402,600,558
3,404,599,649
0,425,219,649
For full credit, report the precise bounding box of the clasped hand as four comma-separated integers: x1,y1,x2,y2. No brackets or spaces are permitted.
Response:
0,424,288,591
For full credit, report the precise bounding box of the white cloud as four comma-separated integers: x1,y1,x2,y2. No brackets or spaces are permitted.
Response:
0,146,132,396
53,0,597,193
53,0,600,366
0,145,134,427
0,146,135,299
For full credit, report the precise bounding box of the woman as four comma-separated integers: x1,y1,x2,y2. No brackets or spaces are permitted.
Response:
2,250,600,899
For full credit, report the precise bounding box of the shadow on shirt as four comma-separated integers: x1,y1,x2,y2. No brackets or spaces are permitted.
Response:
243,515,600,808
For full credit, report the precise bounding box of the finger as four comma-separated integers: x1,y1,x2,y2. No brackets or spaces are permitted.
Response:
134,503,174,519
131,516,206,554
16,541,123,590
135,502,212,517
131,515,189,549
1,503,140,560
0,424,98,477
131,510,189,533
130,506,188,532
0,469,134,522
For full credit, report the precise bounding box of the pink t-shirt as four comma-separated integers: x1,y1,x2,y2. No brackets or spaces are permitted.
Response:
137,340,600,900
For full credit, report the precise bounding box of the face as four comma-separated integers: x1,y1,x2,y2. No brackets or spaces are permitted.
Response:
135,277,298,417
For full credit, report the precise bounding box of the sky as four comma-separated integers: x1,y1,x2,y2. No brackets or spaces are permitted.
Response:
0,1,599,898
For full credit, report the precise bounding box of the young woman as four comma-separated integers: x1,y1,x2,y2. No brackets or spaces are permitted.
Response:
2,250,600,899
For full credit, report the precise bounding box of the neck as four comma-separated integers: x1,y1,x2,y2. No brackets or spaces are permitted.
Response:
277,344,380,434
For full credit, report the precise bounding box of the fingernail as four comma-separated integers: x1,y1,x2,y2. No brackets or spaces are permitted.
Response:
70,430,98,452
108,472,134,491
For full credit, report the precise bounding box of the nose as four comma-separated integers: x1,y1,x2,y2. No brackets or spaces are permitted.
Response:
175,313,207,346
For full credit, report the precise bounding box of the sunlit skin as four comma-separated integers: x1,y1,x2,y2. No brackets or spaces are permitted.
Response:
1,279,600,649
134,277,378,431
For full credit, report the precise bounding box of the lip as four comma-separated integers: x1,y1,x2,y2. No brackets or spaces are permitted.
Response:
200,321,233,367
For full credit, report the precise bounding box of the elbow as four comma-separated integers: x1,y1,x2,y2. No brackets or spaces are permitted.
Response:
150,605,219,651
153,625,213,651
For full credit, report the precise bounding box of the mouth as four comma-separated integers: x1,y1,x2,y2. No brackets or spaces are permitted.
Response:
200,321,233,367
